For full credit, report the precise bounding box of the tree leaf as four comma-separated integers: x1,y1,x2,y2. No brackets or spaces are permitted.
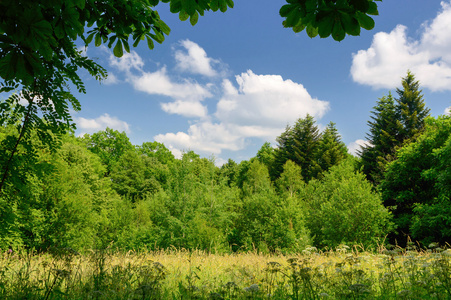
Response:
179,10,190,21
356,12,375,30
113,40,123,57
332,20,345,41
306,24,318,38
190,11,199,26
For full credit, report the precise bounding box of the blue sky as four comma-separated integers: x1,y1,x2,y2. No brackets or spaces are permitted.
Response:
74,0,451,165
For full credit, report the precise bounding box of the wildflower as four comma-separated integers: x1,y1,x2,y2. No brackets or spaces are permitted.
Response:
244,284,259,293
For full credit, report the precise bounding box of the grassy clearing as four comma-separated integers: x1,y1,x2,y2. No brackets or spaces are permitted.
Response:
1,246,451,299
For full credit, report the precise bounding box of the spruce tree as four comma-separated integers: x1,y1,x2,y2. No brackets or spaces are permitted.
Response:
395,71,431,143
360,93,402,184
360,71,430,185
316,121,348,175
291,114,321,181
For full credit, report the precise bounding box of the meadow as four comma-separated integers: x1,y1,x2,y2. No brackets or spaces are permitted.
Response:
2,245,451,299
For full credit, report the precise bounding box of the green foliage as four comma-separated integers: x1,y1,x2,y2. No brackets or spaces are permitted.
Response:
316,121,349,175
82,128,134,174
280,0,381,41
303,158,393,248
360,72,430,185
273,115,347,182
381,116,451,244
359,93,401,184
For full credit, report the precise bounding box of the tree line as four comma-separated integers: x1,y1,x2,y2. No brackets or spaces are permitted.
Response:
0,71,449,253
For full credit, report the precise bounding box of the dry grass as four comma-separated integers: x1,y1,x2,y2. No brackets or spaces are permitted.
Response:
1,246,451,299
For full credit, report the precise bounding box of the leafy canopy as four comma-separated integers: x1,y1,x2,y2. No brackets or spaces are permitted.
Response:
280,0,381,41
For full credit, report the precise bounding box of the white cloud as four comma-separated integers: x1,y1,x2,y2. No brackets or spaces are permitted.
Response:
445,106,451,115
156,70,329,156
109,51,144,73
175,40,219,77
132,67,212,102
109,50,212,117
76,113,130,134
347,139,371,156
103,72,119,85
155,122,245,155
351,1,451,91
160,100,207,118
216,70,329,128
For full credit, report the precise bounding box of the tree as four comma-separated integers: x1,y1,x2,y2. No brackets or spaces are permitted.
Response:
316,121,348,175
359,93,402,184
303,158,393,248
380,116,451,244
396,71,430,143
280,0,381,41
360,72,430,185
82,128,134,175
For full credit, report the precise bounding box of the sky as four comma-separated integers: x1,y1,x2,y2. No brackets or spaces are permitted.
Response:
74,0,451,165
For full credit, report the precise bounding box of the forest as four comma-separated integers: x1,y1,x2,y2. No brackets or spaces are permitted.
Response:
1,71,449,254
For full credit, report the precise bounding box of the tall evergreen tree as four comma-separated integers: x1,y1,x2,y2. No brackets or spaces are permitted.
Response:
360,71,430,184
360,93,402,184
396,71,431,143
291,114,321,181
316,122,348,175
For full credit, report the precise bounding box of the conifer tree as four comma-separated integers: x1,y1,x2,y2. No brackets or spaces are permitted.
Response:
396,71,431,143
360,72,430,184
273,115,321,182
360,93,402,184
316,122,348,175
291,114,321,181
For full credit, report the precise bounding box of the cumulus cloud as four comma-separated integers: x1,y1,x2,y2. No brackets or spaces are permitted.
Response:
155,122,245,154
108,50,212,118
351,1,451,91
216,70,329,128
445,106,451,115
157,70,329,156
175,40,219,77
347,139,371,156
160,100,207,117
76,113,130,134
103,72,119,85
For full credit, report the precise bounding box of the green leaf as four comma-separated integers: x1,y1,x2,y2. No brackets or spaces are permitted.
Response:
210,0,219,11
356,12,375,30
306,24,318,38
293,21,306,33
285,6,302,28
147,36,155,49
316,13,334,38
366,1,379,15
95,33,102,47
122,40,130,53
170,0,182,13
341,13,360,36
225,0,234,8
219,0,228,12
182,0,196,16
332,20,345,41
190,11,199,26
157,20,171,35
85,32,95,45
179,10,190,21
279,4,294,17
113,40,123,57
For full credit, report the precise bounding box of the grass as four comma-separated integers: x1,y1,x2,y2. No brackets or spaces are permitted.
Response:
1,245,451,299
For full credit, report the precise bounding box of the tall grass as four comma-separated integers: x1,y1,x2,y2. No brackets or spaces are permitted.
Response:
1,245,451,299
